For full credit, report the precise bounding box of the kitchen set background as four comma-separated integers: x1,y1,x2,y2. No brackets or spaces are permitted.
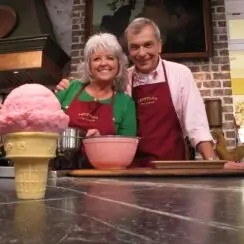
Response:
1,0,244,149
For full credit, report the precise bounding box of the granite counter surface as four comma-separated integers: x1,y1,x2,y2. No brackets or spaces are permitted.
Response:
1,176,244,243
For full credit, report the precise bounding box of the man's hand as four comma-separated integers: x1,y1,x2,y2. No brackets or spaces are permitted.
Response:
86,129,101,137
55,78,70,92
196,141,216,160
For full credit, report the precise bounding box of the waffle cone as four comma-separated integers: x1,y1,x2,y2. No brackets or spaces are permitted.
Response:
3,132,58,200
13,158,49,199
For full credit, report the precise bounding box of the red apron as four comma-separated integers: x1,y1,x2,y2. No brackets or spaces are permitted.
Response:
65,85,116,169
66,85,116,135
132,61,187,167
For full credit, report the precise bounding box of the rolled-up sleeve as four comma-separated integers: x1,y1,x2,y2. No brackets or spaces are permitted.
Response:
180,68,213,147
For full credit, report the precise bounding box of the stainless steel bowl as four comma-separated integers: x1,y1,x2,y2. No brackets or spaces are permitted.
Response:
58,128,84,151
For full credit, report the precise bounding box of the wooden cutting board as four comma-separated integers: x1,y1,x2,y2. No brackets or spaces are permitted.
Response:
68,168,244,177
150,160,226,169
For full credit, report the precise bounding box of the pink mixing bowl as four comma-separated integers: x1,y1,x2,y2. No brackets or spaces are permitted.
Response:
82,135,139,169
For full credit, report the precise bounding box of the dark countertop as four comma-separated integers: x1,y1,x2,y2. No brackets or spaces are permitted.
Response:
1,176,244,244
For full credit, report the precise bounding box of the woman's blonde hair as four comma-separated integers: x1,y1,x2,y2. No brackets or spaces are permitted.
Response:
76,33,128,91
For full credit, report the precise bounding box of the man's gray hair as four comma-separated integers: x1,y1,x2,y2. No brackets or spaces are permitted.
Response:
124,17,161,41
76,33,128,91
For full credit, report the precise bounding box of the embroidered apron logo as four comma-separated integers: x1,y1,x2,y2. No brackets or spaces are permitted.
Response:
78,113,98,122
138,96,158,105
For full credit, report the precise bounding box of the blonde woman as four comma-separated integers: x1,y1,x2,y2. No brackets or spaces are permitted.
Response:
56,33,136,137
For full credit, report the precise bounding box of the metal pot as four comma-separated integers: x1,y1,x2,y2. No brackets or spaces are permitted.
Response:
57,127,85,152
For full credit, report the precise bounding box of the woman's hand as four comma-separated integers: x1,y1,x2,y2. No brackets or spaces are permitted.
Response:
86,129,101,137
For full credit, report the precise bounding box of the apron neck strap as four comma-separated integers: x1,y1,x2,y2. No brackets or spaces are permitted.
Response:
110,87,115,105
74,83,86,100
132,60,168,85
161,61,168,83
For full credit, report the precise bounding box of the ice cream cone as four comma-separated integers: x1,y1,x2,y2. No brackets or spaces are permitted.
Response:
3,132,58,200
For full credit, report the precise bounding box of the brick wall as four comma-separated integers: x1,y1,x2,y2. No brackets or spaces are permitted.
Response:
183,0,235,147
71,0,86,74
71,0,235,147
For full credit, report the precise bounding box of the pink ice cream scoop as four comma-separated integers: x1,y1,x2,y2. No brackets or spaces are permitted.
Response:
0,83,69,134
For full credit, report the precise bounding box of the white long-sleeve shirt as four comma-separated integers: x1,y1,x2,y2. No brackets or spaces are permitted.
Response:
126,59,213,147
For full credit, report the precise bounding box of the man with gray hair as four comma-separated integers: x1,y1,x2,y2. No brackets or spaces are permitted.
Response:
56,17,215,166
